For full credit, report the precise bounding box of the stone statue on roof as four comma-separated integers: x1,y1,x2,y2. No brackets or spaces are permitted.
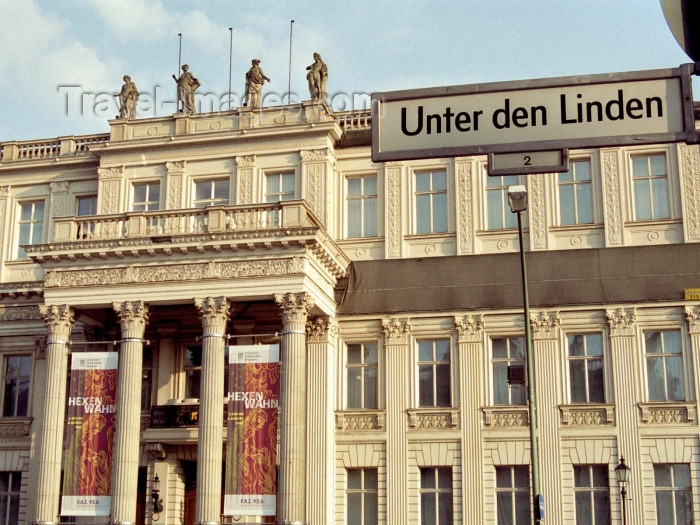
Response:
173,64,201,115
244,59,271,110
118,75,139,119
306,52,328,101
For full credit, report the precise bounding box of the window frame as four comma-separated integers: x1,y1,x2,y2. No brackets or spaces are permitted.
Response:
1,354,32,418
495,465,530,525
75,194,98,216
572,464,611,524
484,174,521,231
643,328,689,402
416,338,452,408
265,171,296,203
653,463,694,525
556,157,595,226
15,199,46,259
0,471,21,525
412,168,449,235
346,467,379,525
490,336,527,406
192,177,231,208
628,151,672,222
419,466,453,525
131,181,161,212
345,173,379,239
566,332,606,404
345,341,379,410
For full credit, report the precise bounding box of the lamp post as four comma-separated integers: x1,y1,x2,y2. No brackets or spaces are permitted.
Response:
151,474,163,520
507,185,543,522
615,455,631,525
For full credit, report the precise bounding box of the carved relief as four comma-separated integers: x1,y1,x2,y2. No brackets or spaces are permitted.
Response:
0,305,42,321
50,181,69,193
0,420,31,438
97,167,123,179
530,311,560,339
299,149,327,162
237,167,254,205
336,411,384,431
275,292,314,325
483,408,528,427
680,145,700,241
685,306,700,334
306,316,337,343
167,174,182,210
606,307,636,336
382,317,410,345
602,151,623,245
305,162,323,221
529,175,547,249
407,409,459,429
385,165,402,258
113,300,149,331
455,314,483,343
456,161,473,254
0,186,9,198
235,155,256,168
165,161,185,174
101,180,119,214
560,405,614,426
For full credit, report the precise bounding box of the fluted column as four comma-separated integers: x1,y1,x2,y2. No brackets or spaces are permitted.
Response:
531,312,563,521
194,297,231,525
607,308,642,525
274,292,313,524
382,317,411,525
34,305,74,525
305,316,337,525
455,315,484,524
685,307,700,413
110,301,149,525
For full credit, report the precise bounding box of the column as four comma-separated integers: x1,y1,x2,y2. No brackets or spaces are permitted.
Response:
606,308,643,524
305,315,337,525
194,297,231,525
455,315,484,523
531,312,563,520
110,301,149,525
33,305,74,525
685,307,700,411
274,292,313,524
382,317,411,525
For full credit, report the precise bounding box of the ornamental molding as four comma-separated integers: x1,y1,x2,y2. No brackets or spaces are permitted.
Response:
45,257,306,288
235,155,255,168
559,404,614,426
0,305,42,321
0,419,31,438
39,304,74,335
680,145,700,241
165,160,185,174
113,300,149,332
407,408,459,430
100,179,120,214
529,175,547,249
167,173,182,209
306,315,338,343
305,162,324,222
194,296,231,327
455,314,484,343
275,292,314,325
382,317,410,345
335,410,385,431
606,307,636,336
0,186,9,198
639,402,696,424
299,149,328,162
482,407,529,427
602,150,623,245
530,311,560,339
49,181,69,193
97,166,124,179
456,161,473,254
685,306,700,334
385,165,402,258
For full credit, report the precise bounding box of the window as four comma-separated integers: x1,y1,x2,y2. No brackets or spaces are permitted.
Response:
2,355,31,417
418,340,451,407
645,330,685,401
420,467,453,524
492,337,526,405
347,175,378,238
415,170,447,234
194,179,229,208
0,472,21,525
654,464,693,525
265,172,295,202
568,334,604,403
558,159,593,225
347,342,378,409
346,468,378,525
132,182,160,212
632,154,669,220
141,346,153,412
496,466,529,525
17,200,44,258
184,345,202,399
486,175,519,230
76,195,97,216
573,465,610,524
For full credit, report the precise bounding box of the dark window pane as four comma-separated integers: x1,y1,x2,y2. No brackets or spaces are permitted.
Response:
347,469,361,489
438,492,453,524
364,469,378,489
593,492,610,524
421,492,436,524
364,368,378,409
435,365,451,407
364,491,378,525
587,359,605,403
419,365,434,407
347,492,361,525
570,360,587,403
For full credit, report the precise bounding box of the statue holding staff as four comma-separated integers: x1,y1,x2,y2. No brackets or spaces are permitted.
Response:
244,59,270,110
172,64,201,114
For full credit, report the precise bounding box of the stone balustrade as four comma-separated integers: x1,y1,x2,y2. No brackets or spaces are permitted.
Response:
0,134,109,162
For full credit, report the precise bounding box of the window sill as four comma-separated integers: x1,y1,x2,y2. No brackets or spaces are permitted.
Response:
407,407,459,430
335,409,385,431
638,401,696,424
0,417,32,438
482,406,528,427
559,403,615,426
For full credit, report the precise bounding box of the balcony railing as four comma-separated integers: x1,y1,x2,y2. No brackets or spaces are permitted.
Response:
0,133,110,162
52,201,318,243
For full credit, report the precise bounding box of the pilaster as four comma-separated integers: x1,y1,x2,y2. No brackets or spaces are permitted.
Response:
455,314,484,523
0,186,10,280
600,149,624,246
33,305,74,525
606,307,642,524
527,175,548,250
685,306,700,407
384,163,404,259
382,317,411,525
454,158,474,255
235,155,255,205
679,144,700,242
274,292,313,524
165,161,185,210
194,297,231,525
98,167,124,215
305,315,337,525
110,300,149,525
530,311,562,520
300,149,334,226
49,181,69,241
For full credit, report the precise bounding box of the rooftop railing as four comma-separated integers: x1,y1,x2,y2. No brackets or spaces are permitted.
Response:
0,133,110,163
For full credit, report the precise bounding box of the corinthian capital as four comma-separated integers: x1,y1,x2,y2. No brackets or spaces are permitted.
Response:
39,304,74,337
606,307,636,337
455,314,484,343
685,306,700,334
194,297,231,327
382,317,411,345
275,292,314,325
113,301,150,332
306,315,338,343
530,311,560,340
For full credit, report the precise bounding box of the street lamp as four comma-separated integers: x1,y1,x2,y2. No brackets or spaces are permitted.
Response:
507,185,543,522
615,455,631,525
151,474,163,519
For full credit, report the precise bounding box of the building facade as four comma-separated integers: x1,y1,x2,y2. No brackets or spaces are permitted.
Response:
0,98,699,524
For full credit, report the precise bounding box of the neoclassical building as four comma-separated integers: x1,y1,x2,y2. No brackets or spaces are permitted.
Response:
0,96,700,525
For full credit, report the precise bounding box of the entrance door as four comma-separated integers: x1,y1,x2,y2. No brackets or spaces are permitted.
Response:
184,488,197,525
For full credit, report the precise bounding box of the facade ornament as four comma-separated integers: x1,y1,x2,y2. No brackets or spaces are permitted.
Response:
0,305,42,321
606,307,636,336
0,186,9,198
235,155,256,168
39,304,74,338
300,149,327,162
145,442,168,461
306,52,328,100
34,335,46,360
530,311,560,339
173,64,201,115
113,300,149,332
97,166,123,179
275,292,314,324
306,315,338,343
602,150,623,245
382,317,411,345
49,181,69,193
165,160,185,174
194,297,231,327
117,75,139,119
454,314,484,343
243,59,270,110
685,306,700,334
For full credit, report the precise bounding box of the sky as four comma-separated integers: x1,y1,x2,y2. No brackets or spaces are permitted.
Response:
0,0,695,142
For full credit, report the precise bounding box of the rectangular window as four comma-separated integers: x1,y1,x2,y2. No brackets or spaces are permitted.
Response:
632,154,669,220
0,471,21,525
568,334,605,403
645,330,685,401
654,464,693,525
17,200,45,258
418,340,451,407
184,345,202,399
420,467,453,525
194,179,229,208
132,182,160,212
486,175,519,230
2,355,31,417
496,466,529,525
141,346,153,412
76,195,97,216
573,465,610,524
346,468,378,525
415,170,447,234
347,175,378,238
558,159,593,225
492,337,526,405
266,172,295,202
347,342,378,409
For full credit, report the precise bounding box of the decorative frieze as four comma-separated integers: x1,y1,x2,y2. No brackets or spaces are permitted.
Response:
606,307,636,336
407,408,459,430
100,179,120,214
97,166,123,179
0,419,31,438
335,410,385,431
382,317,410,345
0,305,41,321
165,161,185,174
639,402,696,424
454,314,483,343
306,315,337,343
559,404,614,426
299,149,327,162
482,407,529,427
530,311,560,339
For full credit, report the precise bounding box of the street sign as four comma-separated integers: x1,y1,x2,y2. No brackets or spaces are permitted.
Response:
371,65,697,163
488,149,568,176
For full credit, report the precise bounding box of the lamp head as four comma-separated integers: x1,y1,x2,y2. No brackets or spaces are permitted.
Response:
615,456,631,483
507,185,527,213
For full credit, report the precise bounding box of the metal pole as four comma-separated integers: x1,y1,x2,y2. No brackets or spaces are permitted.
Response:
228,27,233,111
177,33,183,113
288,19,294,104
620,484,627,525
517,209,542,523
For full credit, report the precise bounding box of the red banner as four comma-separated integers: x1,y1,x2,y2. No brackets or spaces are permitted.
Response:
61,352,118,517
224,344,280,516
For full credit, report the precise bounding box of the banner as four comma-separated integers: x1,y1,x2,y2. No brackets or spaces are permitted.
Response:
61,352,118,517
224,344,280,516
